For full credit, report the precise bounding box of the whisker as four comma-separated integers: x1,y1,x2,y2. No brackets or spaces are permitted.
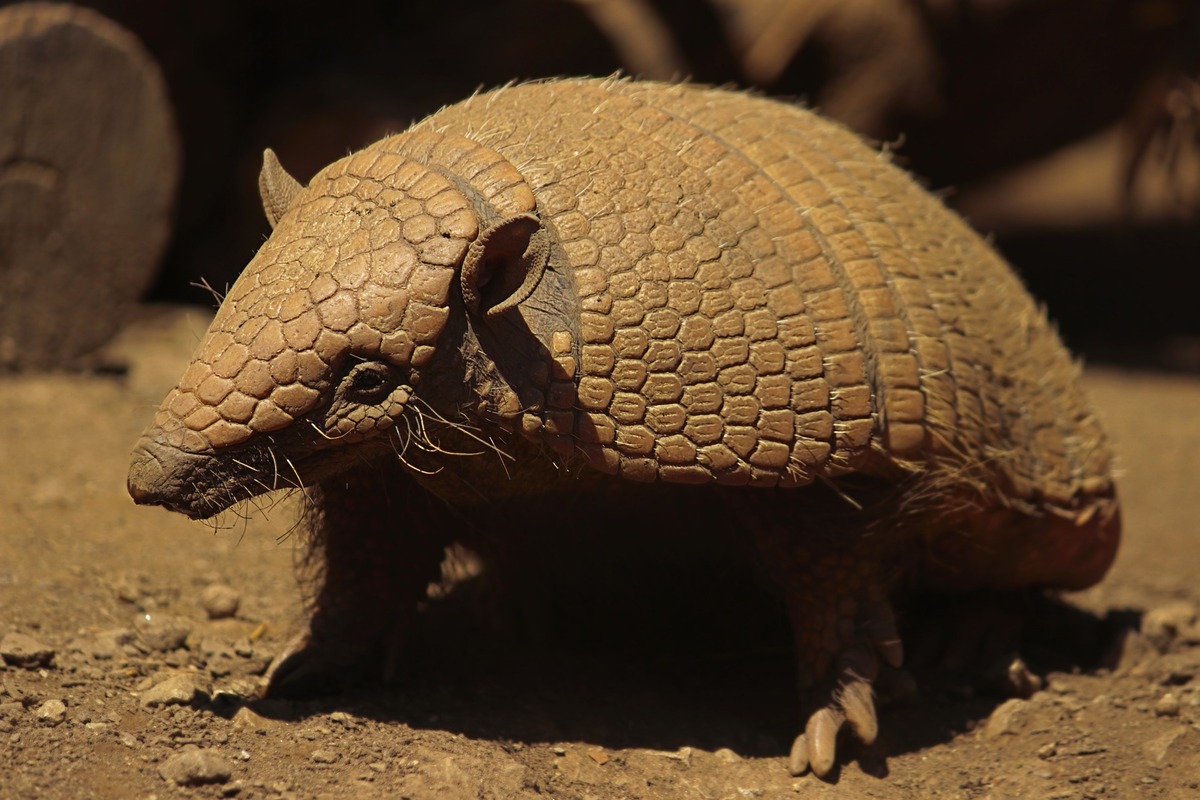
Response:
410,396,515,462
235,506,251,545
284,457,311,509
490,435,512,480
308,421,351,441
277,513,307,544
394,441,443,475
389,422,442,475
189,276,227,306
267,446,281,490
420,438,485,458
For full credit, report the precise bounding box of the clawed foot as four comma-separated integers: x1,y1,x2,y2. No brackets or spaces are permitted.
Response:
261,617,407,699
261,631,363,698
788,596,903,777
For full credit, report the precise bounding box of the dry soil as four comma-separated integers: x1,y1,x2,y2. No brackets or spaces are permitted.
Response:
1,306,1198,800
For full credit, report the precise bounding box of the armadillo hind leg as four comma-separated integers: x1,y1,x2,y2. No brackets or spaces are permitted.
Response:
736,490,905,778
266,461,448,698
903,590,1027,674
783,573,900,778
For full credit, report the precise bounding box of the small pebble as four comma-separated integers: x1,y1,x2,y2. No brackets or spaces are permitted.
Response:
201,584,240,620
552,746,566,756
651,746,692,766
982,698,1029,738
133,613,192,652
112,577,143,603
586,748,610,765
310,749,339,764
35,699,66,726
232,706,278,732
140,674,202,707
0,633,55,669
200,638,233,660
159,748,233,786
1154,692,1181,717
1003,657,1043,699
89,628,136,660
714,747,743,763
1143,603,1198,651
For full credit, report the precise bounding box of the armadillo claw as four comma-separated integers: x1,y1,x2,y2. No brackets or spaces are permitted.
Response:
789,645,881,778
261,630,373,699
261,633,342,699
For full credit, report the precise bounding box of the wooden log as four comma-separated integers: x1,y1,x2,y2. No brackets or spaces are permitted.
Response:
0,2,180,370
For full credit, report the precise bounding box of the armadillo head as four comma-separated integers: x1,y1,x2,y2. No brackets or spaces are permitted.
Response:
127,143,548,519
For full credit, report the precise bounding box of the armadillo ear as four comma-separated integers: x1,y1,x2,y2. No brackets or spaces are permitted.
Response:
460,214,550,318
258,148,302,229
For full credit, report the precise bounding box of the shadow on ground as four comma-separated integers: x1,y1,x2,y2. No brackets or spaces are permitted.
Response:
223,569,1132,779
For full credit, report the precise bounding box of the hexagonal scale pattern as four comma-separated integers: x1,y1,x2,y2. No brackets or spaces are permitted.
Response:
145,77,1113,510
418,78,1111,500
148,140,479,452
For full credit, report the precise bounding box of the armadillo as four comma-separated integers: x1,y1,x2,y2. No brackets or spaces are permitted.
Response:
127,77,1120,776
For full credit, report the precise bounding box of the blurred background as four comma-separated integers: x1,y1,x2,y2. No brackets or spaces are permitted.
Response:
3,0,1198,370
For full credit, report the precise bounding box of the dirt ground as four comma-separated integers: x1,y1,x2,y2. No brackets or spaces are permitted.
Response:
2,306,1199,800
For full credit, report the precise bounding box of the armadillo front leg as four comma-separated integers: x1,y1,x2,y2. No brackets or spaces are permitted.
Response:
266,460,448,697
739,490,905,778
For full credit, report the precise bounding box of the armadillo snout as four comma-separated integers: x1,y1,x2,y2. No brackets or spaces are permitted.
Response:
127,439,233,520
126,445,166,506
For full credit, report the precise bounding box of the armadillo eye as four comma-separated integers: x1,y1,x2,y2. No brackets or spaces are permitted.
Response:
343,361,395,400
352,369,385,391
